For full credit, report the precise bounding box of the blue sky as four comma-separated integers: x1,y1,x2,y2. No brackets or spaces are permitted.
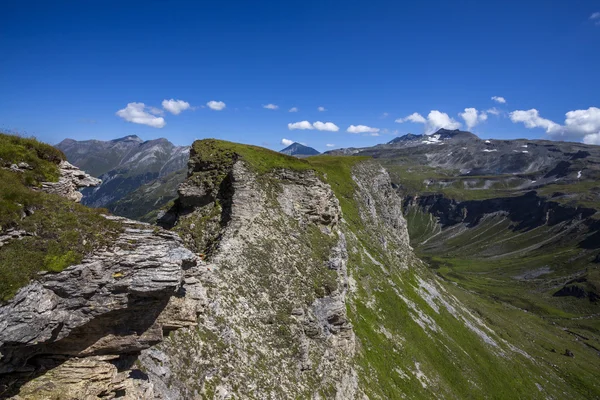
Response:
1,0,599,151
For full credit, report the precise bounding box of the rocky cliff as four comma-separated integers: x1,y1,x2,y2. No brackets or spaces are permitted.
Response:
0,151,202,398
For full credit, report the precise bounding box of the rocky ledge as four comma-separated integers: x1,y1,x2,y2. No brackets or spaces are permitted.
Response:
0,217,204,399
41,160,102,202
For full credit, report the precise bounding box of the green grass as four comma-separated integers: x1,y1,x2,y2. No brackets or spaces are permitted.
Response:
0,133,65,185
0,133,122,301
192,138,314,175
538,180,600,210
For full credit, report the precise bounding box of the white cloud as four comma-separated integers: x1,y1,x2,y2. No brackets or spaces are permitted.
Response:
207,100,226,111
459,108,488,130
289,107,298,112
395,112,426,124
116,102,166,128
367,132,380,137
347,125,380,134
510,107,600,141
263,104,279,110
318,106,326,112
326,144,335,147
425,110,461,133
288,121,339,131
288,121,313,130
395,111,461,133
487,107,501,116
583,133,600,145
313,121,339,132
491,96,506,104
564,107,600,135
162,99,191,115
509,109,560,132
591,12,600,25
281,138,294,146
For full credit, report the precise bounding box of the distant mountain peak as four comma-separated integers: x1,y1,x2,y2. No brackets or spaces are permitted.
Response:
113,135,142,143
388,129,478,145
279,142,320,157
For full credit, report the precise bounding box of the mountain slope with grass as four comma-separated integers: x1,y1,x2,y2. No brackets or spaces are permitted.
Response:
0,133,122,301
1,136,599,398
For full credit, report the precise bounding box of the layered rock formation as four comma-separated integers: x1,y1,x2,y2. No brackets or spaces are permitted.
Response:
40,160,101,202
0,217,202,398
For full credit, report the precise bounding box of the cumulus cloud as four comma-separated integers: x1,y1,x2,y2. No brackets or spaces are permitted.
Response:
289,107,298,112
288,121,339,131
326,144,335,147
207,100,226,111
281,138,294,146
425,110,461,133
313,121,339,132
491,96,506,104
347,125,380,134
116,102,166,128
288,121,313,130
487,107,501,116
162,99,191,115
318,106,326,112
459,108,488,130
395,112,426,124
509,109,560,132
263,104,279,110
510,107,600,142
395,111,461,133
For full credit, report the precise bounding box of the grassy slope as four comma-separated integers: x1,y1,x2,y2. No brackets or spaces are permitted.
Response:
193,140,600,398
168,139,600,398
311,162,572,398
0,133,122,301
400,195,600,397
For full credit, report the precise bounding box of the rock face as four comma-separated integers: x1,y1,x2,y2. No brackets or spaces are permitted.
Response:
150,155,359,398
0,217,202,398
41,160,101,202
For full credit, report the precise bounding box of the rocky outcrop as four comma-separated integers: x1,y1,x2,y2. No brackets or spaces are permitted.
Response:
0,217,202,398
41,160,101,202
0,230,31,249
146,154,359,398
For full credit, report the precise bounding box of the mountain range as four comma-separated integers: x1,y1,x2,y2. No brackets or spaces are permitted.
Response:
56,135,189,221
